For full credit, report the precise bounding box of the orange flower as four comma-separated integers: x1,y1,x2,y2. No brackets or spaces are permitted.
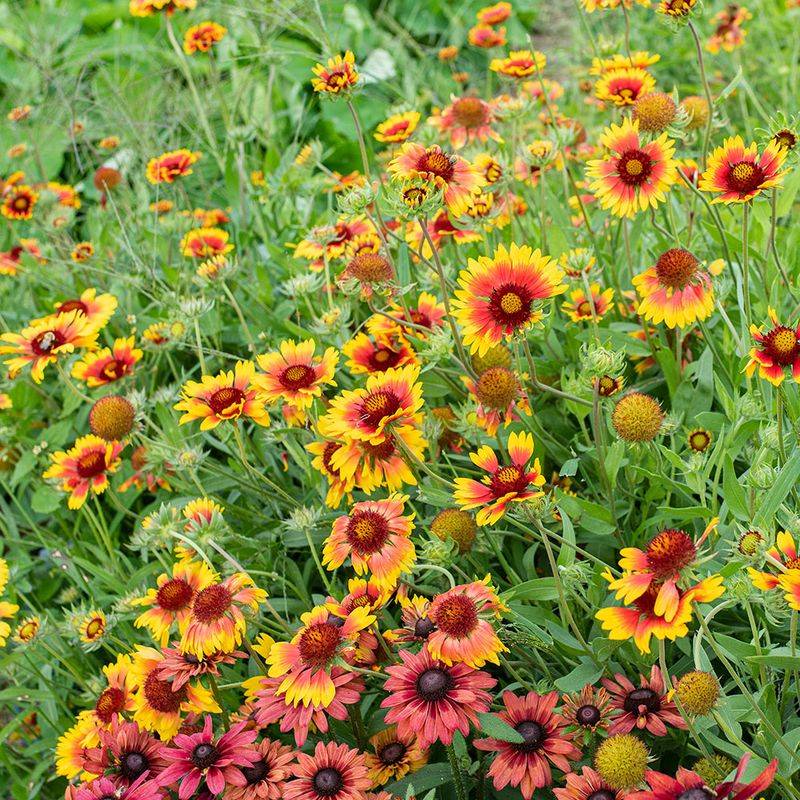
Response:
453,430,546,525
34,288,118,331
594,67,655,107
255,339,338,410
562,283,615,323
311,51,358,95
71,242,94,262
0,310,98,382
388,142,484,217
43,434,125,509
72,337,143,386
699,136,788,203
374,112,420,143
129,0,196,16
745,308,800,386
490,50,546,79
1,184,38,220
342,332,416,375
429,96,501,150
183,21,227,54
179,227,233,258
175,360,270,430
468,24,507,48
477,1,512,23
146,149,201,184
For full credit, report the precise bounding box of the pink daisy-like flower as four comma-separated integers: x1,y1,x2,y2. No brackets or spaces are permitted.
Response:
85,719,169,786
475,691,582,799
428,95,501,150
602,665,687,736
284,741,371,800
73,775,163,800
225,737,296,800
158,715,259,800
381,645,495,748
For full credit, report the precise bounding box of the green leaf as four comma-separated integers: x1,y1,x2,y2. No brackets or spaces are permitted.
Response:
745,647,800,670
754,450,800,526
722,456,749,522
477,712,524,742
383,763,453,796
502,578,558,602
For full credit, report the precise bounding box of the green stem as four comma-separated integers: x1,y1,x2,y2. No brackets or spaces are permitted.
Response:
446,743,467,800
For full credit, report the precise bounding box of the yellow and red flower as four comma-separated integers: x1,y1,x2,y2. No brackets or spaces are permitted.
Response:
180,572,267,659
323,495,416,589
365,292,446,341
175,360,271,430
426,577,508,668
745,308,800,386
429,96,501,149
452,243,567,356
463,367,531,437
146,149,201,184
55,712,102,780
342,332,416,375
596,575,724,653
453,430,546,525
562,283,614,323
587,118,677,218
388,142,484,217
130,646,219,740
0,310,98,382
1,184,38,220
469,24,507,48
72,337,143,387
255,339,338,409
71,242,94,262
307,439,359,509
706,5,751,53
37,288,118,332
477,1,512,22
129,0,196,15
374,111,420,143
311,51,359,95
183,21,227,54
490,50,546,79
132,560,217,646
632,248,714,329
43,434,124,509
180,227,233,258
318,364,425,447
266,604,375,707
405,210,482,259
364,726,428,787
748,531,799,592
90,654,137,727
699,136,788,203
594,68,655,107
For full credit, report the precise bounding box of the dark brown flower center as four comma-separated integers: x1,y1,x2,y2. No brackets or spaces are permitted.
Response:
576,704,601,726
207,386,244,415
359,390,401,428
728,161,764,193
313,767,344,796
192,585,233,623
416,667,454,701
241,758,269,785
379,741,407,765
419,148,456,181
191,742,218,770
432,594,479,638
414,617,436,639
346,510,391,555
77,450,107,479
156,578,194,611
588,792,617,800
31,330,65,355
623,687,661,714
369,346,403,372
363,434,396,460
120,751,149,781
617,149,653,186
280,364,316,390
143,672,186,713
489,283,534,328
677,791,714,800
490,465,529,497
514,720,545,752
298,622,342,667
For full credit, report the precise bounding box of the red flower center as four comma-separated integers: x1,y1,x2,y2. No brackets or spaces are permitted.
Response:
94,687,126,723
280,364,316,390
298,621,342,667
143,672,186,713
489,283,534,328
322,441,343,476
762,326,800,365
490,465,530,497
432,594,479,638
654,248,699,289
616,149,653,186
346,510,391,555
728,160,764,194
77,450,107,479
57,299,88,315
207,386,244,415
363,434,397,460
192,584,233,623
576,300,594,318
451,97,487,129
31,329,65,356
359,390,401,428
645,529,697,576
409,309,432,327
156,578,195,611
623,687,661,714
415,667,454,701
102,359,129,381
84,617,105,639
514,720,546,752
369,346,403,371
419,148,456,182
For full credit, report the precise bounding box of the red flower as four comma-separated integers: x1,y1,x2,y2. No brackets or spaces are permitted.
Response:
85,719,169,786
603,665,687,736
380,645,495,748
284,741,370,800
474,691,582,799
158,716,259,799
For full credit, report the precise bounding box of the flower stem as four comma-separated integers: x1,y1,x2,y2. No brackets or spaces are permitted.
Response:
446,743,467,800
